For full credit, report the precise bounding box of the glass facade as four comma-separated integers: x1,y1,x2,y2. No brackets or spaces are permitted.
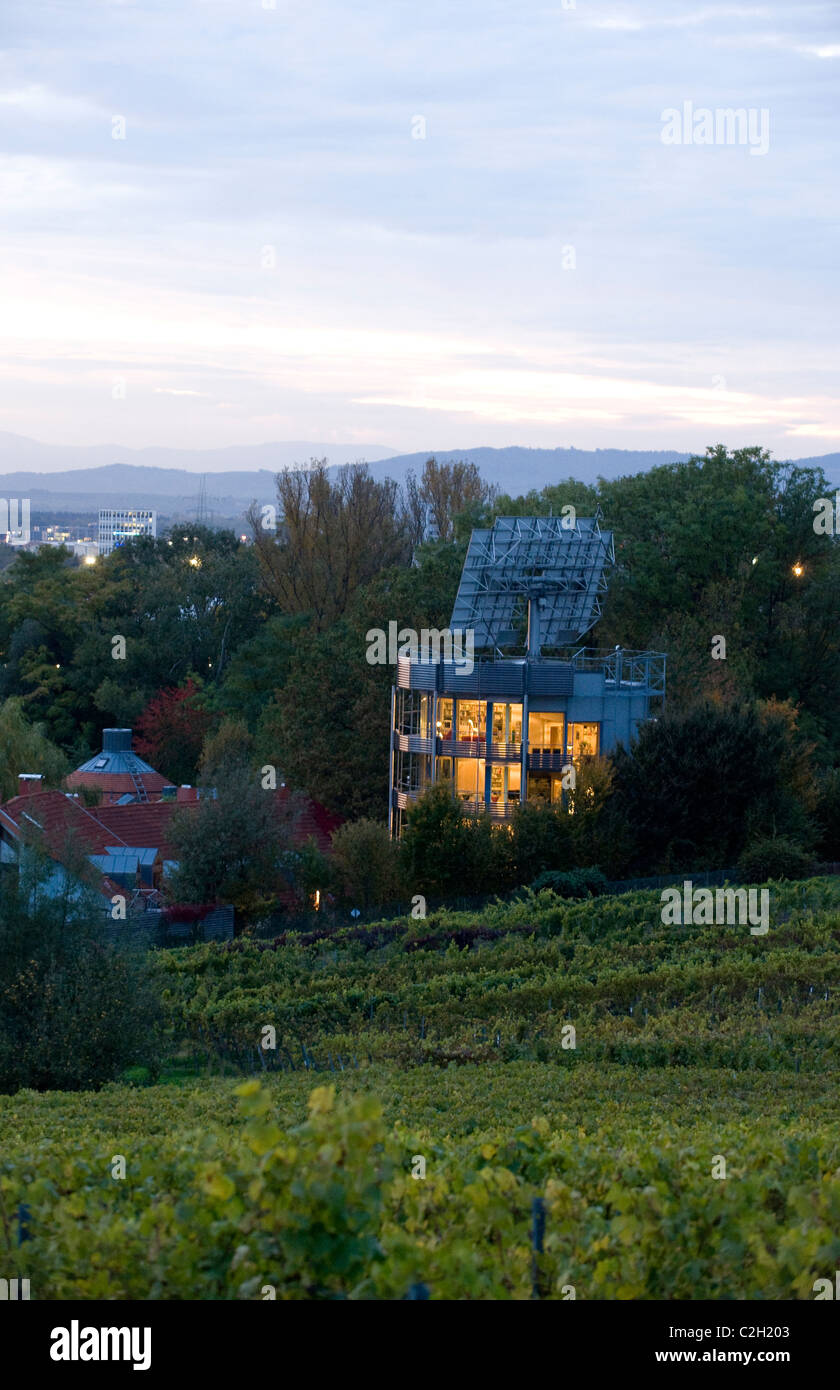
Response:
492,703,523,744
455,756,484,804
98,508,157,557
527,772,569,805
396,690,432,739
456,699,486,742
529,711,565,749
568,721,599,758
393,748,432,795
437,698,454,739
391,689,603,832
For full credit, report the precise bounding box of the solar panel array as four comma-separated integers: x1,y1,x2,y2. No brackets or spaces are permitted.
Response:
450,515,615,654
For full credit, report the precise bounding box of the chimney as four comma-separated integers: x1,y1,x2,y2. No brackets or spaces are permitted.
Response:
18,774,43,797
177,785,199,803
102,729,133,754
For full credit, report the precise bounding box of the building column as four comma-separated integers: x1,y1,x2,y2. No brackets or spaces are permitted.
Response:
388,685,397,836
484,702,493,809
430,688,438,793
521,686,529,805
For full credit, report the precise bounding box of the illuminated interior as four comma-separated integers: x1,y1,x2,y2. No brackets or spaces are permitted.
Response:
393,685,602,825
456,700,487,741
437,697,454,739
491,703,523,744
527,772,568,805
528,711,565,748
568,722,599,758
455,756,485,802
491,763,520,805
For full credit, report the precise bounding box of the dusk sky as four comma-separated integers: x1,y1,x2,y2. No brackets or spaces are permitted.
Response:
1,0,837,460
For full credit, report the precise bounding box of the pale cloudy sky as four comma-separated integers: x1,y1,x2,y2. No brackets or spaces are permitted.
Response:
0,0,837,457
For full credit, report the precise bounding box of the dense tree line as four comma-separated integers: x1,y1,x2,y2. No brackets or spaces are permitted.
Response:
0,846,160,1091
1,445,839,900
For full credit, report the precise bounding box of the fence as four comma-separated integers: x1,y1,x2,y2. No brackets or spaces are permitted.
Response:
185,865,840,943
105,905,235,948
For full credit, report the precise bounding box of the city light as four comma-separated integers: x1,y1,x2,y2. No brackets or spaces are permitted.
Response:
792,562,804,577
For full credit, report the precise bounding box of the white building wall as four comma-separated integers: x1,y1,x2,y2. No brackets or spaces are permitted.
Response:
98,509,157,556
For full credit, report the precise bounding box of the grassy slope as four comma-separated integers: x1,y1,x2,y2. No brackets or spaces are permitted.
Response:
3,878,840,1299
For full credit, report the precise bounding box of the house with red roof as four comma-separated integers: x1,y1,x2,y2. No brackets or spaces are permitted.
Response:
65,728,170,804
0,728,341,920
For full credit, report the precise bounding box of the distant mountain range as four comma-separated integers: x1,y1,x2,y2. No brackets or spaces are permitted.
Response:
0,432,837,517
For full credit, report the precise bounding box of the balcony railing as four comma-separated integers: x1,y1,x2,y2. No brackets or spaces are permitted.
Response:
393,787,518,820
569,647,666,694
459,798,517,823
528,749,575,771
393,732,435,754
393,732,590,768
396,647,666,698
438,737,522,761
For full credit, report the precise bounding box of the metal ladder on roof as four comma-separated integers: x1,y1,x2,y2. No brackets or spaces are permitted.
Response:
127,766,149,803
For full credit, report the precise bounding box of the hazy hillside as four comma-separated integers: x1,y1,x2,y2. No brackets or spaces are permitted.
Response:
1,432,837,516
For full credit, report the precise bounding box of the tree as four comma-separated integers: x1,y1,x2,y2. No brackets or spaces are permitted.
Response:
494,477,599,521
282,836,335,913
566,754,616,867
248,461,412,631
198,717,254,782
257,539,465,821
508,800,574,885
815,768,840,861
603,700,816,875
400,783,472,899
165,760,301,926
498,445,840,760
0,547,86,743
0,698,68,801
398,783,509,898
331,819,403,909
69,527,265,734
257,616,390,821
405,457,498,544
0,843,161,1092
134,679,212,785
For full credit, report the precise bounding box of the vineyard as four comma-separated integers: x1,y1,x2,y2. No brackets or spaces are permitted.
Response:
157,878,840,1072
3,877,840,1299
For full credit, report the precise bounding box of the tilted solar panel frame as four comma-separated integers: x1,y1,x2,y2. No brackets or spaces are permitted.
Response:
450,515,615,654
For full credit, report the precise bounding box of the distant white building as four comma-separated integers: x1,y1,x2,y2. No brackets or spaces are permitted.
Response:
98,508,157,556
1,497,30,545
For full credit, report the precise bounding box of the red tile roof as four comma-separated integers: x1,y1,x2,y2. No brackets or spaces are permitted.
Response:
0,786,342,896
65,769,169,804
0,791,120,856
94,802,182,858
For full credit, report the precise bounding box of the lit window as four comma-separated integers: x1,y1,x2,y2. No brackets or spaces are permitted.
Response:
567,723,599,759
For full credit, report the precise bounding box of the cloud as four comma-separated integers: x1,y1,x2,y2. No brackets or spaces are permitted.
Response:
796,44,840,59
0,84,104,121
153,388,212,397
0,0,835,456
